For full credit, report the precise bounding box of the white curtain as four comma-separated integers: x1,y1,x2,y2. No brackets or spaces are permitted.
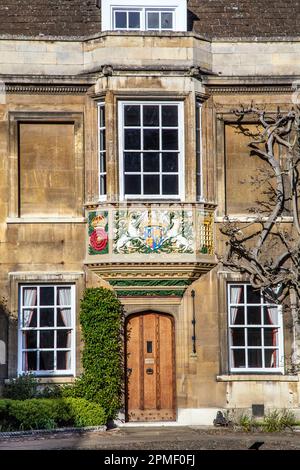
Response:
266,306,278,367
230,286,243,368
58,287,72,369
23,288,37,327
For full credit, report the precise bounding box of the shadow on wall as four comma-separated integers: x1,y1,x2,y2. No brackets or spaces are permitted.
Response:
187,9,200,32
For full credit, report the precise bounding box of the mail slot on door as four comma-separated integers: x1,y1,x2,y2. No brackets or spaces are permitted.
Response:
146,368,154,375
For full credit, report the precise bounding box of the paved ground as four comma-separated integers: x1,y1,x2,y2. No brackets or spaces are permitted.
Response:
0,426,300,450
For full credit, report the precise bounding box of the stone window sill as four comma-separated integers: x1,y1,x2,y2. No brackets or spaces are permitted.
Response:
217,374,299,382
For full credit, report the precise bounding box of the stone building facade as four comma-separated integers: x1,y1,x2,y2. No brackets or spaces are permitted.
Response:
0,0,299,424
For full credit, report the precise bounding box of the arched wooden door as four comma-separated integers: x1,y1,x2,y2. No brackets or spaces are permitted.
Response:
125,312,176,422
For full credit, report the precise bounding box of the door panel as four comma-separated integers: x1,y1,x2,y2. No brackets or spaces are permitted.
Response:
126,312,175,422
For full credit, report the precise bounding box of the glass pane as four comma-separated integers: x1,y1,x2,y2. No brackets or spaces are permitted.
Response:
247,306,261,325
143,153,159,172
115,11,127,28
232,349,245,368
162,106,178,126
124,105,140,126
264,328,278,346
162,129,178,150
99,175,106,196
125,175,141,194
57,330,71,348
231,328,245,346
40,351,54,371
22,309,37,328
143,106,159,126
161,12,173,29
99,105,105,127
57,351,70,370
23,287,37,307
229,285,244,304
40,331,54,349
265,349,278,368
99,130,106,150
162,175,178,195
143,129,159,150
125,129,141,150
40,308,54,327
22,331,37,349
124,152,141,172
162,153,178,172
144,175,160,195
248,328,262,346
230,306,244,325
147,341,153,353
23,351,37,371
264,307,278,325
57,308,72,327
147,12,159,29
128,11,140,28
99,153,106,173
247,285,261,304
40,286,54,306
248,349,262,368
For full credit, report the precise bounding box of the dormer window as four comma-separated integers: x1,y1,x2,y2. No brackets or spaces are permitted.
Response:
102,1,187,32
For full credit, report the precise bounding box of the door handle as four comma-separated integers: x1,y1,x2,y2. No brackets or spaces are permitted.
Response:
146,368,154,375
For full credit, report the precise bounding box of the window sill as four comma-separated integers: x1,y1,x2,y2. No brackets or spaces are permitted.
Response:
7,217,86,224
217,374,298,382
5,377,76,385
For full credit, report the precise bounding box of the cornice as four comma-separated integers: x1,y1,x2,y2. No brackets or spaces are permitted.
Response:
208,85,293,95
5,84,90,94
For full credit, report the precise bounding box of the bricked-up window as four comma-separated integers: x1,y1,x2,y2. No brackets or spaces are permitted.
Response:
18,285,75,376
118,101,184,199
98,103,106,198
228,284,284,373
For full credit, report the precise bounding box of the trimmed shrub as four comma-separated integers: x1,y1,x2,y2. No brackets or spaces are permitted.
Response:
66,398,107,427
3,374,38,400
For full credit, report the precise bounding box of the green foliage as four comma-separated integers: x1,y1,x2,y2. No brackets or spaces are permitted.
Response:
237,413,259,432
262,409,296,432
3,374,39,400
0,398,106,431
74,288,124,419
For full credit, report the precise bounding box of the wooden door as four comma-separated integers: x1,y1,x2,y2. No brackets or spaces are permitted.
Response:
125,313,176,422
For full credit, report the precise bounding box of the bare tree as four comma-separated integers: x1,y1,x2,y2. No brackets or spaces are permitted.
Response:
220,105,300,368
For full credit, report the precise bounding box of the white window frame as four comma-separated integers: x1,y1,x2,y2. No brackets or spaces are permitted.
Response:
196,101,203,201
18,284,76,377
101,0,187,32
118,100,185,201
98,102,107,201
113,9,142,30
228,283,284,374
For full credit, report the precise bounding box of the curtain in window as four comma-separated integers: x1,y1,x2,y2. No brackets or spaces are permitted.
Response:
267,306,278,367
230,286,243,367
23,288,37,371
58,288,72,369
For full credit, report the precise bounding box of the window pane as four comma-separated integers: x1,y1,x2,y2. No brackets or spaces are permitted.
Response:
40,287,54,306
128,11,140,28
99,105,105,127
124,152,141,172
99,153,106,173
144,175,160,195
57,308,72,327
162,175,178,195
162,130,178,150
248,328,262,346
247,306,261,325
40,351,54,371
232,349,245,368
23,287,37,307
125,129,141,150
40,331,54,349
125,175,141,194
115,11,127,28
161,12,173,29
230,306,244,325
143,106,159,126
229,285,244,304
143,129,159,150
23,352,37,371
248,349,262,368
147,12,159,29
162,106,178,126
162,153,178,172
264,328,278,346
22,309,37,328
22,331,37,349
99,130,106,150
231,328,245,346
265,349,278,368
40,308,54,327
247,285,261,303
264,307,278,325
124,105,140,126
99,175,106,196
143,153,159,172
57,330,71,348
57,351,70,370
